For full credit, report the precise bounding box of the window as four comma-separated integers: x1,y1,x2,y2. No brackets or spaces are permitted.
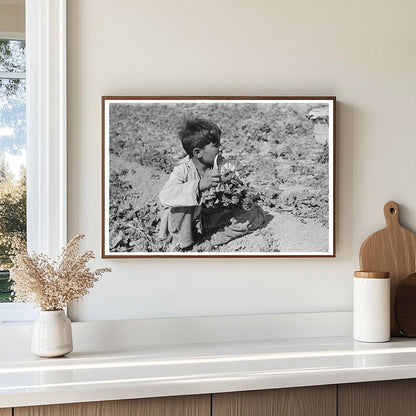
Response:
0,0,67,324
0,32,34,322
0,34,27,306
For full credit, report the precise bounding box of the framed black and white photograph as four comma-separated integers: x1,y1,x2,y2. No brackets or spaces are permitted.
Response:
102,96,336,258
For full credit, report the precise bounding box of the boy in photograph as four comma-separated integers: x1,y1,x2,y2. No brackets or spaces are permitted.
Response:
159,118,266,252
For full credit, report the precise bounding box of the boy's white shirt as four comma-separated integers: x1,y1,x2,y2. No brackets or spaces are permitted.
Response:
159,156,201,207
158,157,202,239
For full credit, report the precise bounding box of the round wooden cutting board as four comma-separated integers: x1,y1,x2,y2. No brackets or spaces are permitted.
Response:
359,201,416,336
395,272,416,337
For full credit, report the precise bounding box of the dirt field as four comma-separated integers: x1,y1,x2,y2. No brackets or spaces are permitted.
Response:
107,102,330,254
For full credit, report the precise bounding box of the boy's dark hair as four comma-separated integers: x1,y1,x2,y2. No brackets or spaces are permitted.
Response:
179,118,221,157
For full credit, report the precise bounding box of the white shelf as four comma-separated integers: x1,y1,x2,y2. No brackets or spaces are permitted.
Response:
2,335,416,408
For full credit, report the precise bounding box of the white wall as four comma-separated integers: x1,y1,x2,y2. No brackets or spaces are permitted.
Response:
0,3,24,33
67,0,416,322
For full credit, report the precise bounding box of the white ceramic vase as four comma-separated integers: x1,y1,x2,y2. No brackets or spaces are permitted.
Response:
31,310,73,357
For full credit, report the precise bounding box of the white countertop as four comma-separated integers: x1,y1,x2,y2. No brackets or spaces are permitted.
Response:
2,336,416,409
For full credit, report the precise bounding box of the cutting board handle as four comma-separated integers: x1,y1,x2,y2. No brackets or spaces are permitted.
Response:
384,201,400,228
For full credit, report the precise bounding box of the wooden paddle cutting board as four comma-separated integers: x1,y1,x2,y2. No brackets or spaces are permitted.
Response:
359,201,416,336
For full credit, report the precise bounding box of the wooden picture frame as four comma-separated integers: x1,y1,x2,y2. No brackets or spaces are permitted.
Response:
102,96,336,258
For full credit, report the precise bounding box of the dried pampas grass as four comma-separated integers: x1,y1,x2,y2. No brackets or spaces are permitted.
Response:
10,234,111,311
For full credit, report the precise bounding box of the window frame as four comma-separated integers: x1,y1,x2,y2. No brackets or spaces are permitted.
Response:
26,0,67,257
0,0,67,323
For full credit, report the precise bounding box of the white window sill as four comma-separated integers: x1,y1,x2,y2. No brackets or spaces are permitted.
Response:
0,303,36,324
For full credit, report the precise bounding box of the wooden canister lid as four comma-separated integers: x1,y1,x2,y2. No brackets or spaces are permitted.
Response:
354,271,389,279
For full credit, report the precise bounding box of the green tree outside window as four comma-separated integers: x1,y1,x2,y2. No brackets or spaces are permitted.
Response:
0,38,27,302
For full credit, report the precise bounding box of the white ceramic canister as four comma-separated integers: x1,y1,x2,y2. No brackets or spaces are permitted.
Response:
353,271,390,343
